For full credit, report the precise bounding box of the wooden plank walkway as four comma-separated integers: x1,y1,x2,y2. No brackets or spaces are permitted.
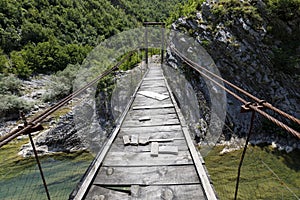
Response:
74,63,217,200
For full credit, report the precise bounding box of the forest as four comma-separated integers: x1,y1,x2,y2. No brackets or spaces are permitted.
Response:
0,0,184,78
0,0,299,117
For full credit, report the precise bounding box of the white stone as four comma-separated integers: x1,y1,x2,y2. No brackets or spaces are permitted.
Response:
285,146,293,153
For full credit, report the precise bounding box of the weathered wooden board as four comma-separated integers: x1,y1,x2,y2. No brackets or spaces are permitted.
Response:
126,107,176,116
132,99,172,107
85,185,129,200
143,77,165,81
103,151,193,166
133,184,205,199
141,81,166,87
86,184,205,200
120,125,182,135
132,104,174,110
137,91,169,101
110,140,188,153
137,87,168,94
150,142,159,157
123,113,179,127
94,165,200,185
122,119,180,127
126,112,177,121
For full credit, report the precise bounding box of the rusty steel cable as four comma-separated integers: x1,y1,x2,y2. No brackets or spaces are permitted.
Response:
171,46,300,125
171,47,300,139
0,50,136,148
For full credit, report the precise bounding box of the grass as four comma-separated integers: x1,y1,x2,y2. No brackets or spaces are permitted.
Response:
0,136,94,200
204,145,300,199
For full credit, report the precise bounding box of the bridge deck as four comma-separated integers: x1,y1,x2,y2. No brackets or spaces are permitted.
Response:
76,63,216,200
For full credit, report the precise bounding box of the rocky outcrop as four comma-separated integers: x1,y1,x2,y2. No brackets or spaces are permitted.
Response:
167,0,300,149
18,63,146,157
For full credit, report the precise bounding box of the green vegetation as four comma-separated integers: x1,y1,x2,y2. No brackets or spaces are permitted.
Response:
205,145,300,199
0,0,138,78
185,0,300,75
0,0,185,78
167,0,205,25
211,0,263,23
112,0,185,22
265,0,300,74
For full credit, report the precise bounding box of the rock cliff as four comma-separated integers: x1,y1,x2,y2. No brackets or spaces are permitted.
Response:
167,0,300,148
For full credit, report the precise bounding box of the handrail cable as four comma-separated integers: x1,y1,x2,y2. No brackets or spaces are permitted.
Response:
170,46,300,139
171,46,300,126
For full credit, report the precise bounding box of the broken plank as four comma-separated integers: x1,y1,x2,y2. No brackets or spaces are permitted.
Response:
103,151,193,166
122,119,180,128
138,136,149,145
85,185,129,200
110,139,188,153
137,91,169,101
138,116,151,122
130,135,139,145
132,104,174,110
94,165,200,186
123,135,130,145
150,142,159,157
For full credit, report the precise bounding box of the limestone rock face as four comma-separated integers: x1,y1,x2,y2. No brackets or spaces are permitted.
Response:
167,0,299,147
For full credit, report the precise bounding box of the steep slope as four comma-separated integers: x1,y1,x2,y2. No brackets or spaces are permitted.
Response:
168,0,299,145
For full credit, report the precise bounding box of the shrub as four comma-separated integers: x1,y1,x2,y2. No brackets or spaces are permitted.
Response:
42,63,81,102
0,74,22,95
0,94,32,121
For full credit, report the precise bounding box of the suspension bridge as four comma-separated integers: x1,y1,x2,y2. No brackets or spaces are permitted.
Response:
0,22,299,200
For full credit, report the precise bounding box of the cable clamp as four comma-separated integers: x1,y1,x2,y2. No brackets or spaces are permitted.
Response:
241,101,264,113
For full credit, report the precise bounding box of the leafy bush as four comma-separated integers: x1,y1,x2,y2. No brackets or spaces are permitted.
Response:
167,0,205,25
0,74,22,95
0,94,32,121
42,63,81,102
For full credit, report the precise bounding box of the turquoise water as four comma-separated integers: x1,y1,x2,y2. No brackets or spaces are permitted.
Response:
0,156,92,200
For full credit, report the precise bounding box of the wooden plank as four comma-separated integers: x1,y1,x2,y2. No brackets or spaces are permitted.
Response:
123,135,130,145
138,136,149,145
138,116,151,122
122,119,180,127
133,97,172,107
159,146,178,155
138,87,168,94
126,113,177,121
136,184,205,199
110,139,188,153
120,125,182,135
86,185,205,199
127,107,176,116
141,80,165,86
123,113,179,127
164,73,218,200
132,104,174,110
137,91,169,101
85,185,129,200
103,151,193,166
94,165,200,185
130,135,139,145
150,142,159,157
143,77,165,81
